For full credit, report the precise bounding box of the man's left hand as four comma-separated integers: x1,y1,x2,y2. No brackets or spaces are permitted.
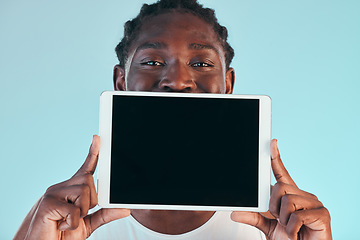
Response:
231,139,332,240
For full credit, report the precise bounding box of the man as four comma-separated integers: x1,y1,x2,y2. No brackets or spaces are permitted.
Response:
14,0,332,239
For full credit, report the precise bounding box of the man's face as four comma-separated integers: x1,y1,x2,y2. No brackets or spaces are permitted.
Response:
114,11,234,94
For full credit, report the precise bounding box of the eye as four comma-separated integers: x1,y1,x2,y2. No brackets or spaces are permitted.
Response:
141,61,164,66
191,62,213,67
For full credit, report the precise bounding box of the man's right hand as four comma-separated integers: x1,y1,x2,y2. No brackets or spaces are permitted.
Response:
14,135,130,240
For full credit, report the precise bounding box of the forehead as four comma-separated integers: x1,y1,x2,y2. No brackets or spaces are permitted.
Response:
130,11,223,53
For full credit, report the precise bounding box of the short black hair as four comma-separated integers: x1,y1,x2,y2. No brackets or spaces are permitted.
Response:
115,0,234,69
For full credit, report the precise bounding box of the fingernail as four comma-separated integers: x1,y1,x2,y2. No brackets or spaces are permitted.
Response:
90,135,95,150
270,139,279,159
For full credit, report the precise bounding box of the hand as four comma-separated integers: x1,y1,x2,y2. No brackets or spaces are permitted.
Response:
14,135,130,240
231,139,332,240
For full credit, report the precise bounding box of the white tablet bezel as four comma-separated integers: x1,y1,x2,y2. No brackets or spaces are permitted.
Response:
98,91,271,212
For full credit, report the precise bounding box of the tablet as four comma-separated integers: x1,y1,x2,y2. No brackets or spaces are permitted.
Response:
98,91,271,212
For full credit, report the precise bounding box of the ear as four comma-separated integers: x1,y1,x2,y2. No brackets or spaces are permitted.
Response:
225,67,235,94
113,65,126,91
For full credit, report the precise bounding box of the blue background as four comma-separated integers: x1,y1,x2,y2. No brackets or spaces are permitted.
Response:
1,0,359,239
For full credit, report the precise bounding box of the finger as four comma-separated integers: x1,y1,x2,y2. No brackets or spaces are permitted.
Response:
271,139,297,187
45,184,91,219
269,182,318,218
84,208,131,237
259,210,276,219
286,207,332,240
74,135,100,177
278,194,323,226
47,174,98,209
63,185,92,218
39,196,81,231
231,211,274,236
68,174,98,209
58,207,81,231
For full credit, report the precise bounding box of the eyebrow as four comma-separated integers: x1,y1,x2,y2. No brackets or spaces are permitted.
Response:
188,43,219,54
136,41,168,51
135,41,219,54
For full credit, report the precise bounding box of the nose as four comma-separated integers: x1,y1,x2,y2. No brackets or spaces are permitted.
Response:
158,63,196,92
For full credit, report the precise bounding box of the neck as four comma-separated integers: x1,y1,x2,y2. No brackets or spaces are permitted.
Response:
131,209,215,235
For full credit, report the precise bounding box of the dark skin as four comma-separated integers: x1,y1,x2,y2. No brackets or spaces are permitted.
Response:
113,13,234,94
15,11,332,240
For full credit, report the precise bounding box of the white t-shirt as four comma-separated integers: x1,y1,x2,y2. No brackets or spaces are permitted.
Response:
89,211,266,240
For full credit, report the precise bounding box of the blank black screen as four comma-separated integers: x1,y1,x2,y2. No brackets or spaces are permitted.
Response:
110,95,259,207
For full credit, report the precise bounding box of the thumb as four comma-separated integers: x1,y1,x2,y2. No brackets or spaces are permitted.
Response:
270,139,297,187
231,211,272,236
74,135,100,177
84,208,131,237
